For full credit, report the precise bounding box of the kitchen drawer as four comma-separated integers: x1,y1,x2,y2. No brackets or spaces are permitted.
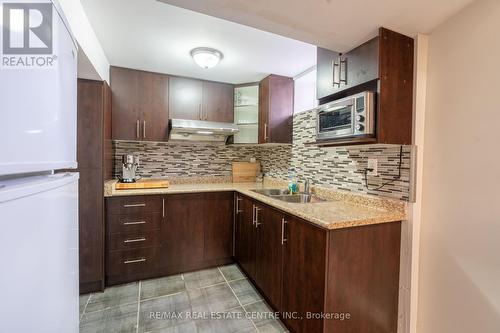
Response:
107,212,162,234
106,195,163,215
106,246,160,278
107,230,160,251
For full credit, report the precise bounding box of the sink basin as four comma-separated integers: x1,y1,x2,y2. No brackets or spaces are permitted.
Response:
251,189,325,203
271,194,325,203
251,189,290,196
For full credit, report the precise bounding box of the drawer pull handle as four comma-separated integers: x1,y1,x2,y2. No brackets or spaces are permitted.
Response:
123,203,146,208
124,258,146,264
123,221,146,226
124,237,146,243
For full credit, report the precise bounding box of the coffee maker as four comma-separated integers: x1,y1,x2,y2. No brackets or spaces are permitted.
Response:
120,154,140,183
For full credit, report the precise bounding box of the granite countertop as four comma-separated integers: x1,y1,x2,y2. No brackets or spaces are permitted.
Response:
104,179,407,230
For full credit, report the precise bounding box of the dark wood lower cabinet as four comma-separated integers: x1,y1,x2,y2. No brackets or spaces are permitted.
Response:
254,204,284,311
161,193,205,269
105,192,233,285
324,222,402,333
203,192,234,261
104,192,401,333
105,195,163,286
234,195,257,278
234,194,402,333
281,215,327,333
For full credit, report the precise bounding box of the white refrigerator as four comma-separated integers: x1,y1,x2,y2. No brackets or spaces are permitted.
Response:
0,1,79,332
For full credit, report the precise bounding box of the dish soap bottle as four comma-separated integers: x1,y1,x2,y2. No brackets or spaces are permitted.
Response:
288,167,298,194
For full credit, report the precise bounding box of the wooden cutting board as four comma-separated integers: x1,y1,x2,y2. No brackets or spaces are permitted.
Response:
115,179,170,190
232,161,261,183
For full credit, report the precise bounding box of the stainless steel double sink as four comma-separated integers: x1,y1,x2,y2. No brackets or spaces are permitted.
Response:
251,189,325,203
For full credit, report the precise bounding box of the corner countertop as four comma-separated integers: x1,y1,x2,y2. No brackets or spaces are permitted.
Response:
104,179,407,230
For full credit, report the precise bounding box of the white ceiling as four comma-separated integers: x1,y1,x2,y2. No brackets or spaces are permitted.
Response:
159,0,476,52
80,0,317,84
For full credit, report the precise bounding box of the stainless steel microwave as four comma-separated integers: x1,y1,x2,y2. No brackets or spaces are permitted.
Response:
316,91,375,140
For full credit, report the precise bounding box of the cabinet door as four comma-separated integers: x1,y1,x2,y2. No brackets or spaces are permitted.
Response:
316,47,341,100
203,192,234,261
234,196,257,279
254,205,284,311
259,75,293,144
110,67,142,140
77,80,103,169
161,194,205,269
111,67,169,141
282,216,327,333
202,81,234,122
258,78,270,143
341,36,379,89
139,71,169,142
169,77,203,120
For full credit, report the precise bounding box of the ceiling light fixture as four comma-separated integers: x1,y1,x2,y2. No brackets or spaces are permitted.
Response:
190,47,223,69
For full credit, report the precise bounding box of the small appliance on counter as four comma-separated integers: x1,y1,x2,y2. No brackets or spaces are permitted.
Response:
317,91,375,141
120,154,140,183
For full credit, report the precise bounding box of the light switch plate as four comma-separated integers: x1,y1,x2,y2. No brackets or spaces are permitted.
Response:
367,158,378,176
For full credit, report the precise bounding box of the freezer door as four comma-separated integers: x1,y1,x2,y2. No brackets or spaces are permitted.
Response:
0,173,79,333
0,2,77,175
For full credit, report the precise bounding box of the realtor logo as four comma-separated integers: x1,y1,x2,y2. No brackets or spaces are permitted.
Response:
3,2,52,54
1,1,56,68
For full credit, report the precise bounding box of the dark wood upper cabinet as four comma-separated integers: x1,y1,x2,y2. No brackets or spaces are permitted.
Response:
316,27,414,145
110,66,169,142
259,74,294,144
377,28,414,145
169,77,234,123
169,76,203,121
76,79,112,294
202,81,234,123
316,47,341,100
317,38,379,99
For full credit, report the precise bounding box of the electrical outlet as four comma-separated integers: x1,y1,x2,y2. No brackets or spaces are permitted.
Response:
367,158,378,176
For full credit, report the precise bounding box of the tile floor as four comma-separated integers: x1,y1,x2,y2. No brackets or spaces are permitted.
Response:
80,264,288,333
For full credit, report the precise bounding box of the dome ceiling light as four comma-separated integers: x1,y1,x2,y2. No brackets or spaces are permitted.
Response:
190,47,223,69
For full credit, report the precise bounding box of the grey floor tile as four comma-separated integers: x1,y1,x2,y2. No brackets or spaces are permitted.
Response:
85,282,139,313
79,302,138,333
244,301,286,333
139,291,192,332
141,275,186,300
183,268,225,289
229,279,262,306
219,264,245,282
188,283,240,314
195,307,256,333
80,294,90,315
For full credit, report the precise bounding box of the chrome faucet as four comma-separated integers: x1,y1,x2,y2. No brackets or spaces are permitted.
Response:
304,179,311,195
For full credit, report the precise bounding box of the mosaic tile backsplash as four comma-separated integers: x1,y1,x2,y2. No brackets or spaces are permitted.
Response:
114,109,413,201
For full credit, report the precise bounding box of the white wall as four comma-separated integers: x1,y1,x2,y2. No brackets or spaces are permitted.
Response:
417,0,500,332
294,67,318,113
56,0,110,82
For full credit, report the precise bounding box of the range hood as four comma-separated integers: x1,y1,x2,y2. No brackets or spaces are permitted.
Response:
169,119,239,142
